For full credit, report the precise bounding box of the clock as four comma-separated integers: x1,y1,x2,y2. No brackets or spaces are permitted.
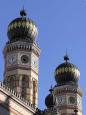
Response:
21,55,29,64
68,96,76,104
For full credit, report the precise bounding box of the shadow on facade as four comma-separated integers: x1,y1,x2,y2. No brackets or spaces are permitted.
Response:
0,96,10,115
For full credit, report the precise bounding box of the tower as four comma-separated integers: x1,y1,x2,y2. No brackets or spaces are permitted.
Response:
45,55,83,115
3,9,40,106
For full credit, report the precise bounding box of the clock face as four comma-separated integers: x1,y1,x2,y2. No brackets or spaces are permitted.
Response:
21,55,29,64
68,97,76,104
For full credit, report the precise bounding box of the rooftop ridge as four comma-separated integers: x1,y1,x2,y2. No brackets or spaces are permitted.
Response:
0,81,36,111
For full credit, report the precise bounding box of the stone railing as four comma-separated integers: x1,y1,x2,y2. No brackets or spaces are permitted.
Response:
0,81,36,110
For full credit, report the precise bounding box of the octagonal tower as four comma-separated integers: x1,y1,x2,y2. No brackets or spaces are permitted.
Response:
54,55,83,115
3,9,40,106
45,55,83,115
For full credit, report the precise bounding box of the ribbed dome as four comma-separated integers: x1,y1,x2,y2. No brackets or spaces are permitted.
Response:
45,94,54,108
45,86,54,108
54,55,80,85
7,9,38,42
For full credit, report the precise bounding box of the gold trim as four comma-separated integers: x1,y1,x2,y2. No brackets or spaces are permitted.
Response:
14,22,17,28
18,22,21,27
56,67,80,77
8,21,37,33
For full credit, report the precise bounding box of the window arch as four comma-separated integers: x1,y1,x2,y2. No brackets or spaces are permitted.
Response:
22,77,27,87
21,75,29,99
7,76,15,90
32,80,36,105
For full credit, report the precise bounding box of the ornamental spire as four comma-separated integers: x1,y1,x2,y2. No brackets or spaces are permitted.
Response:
20,6,27,17
20,0,27,17
64,50,69,62
49,85,53,94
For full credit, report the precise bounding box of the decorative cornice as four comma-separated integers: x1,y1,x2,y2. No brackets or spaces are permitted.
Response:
54,85,83,97
3,41,41,57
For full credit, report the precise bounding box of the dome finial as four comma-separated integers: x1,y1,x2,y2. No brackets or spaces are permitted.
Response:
20,6,27,17
45,86,54,108
64,49,69,62
49,85,53,94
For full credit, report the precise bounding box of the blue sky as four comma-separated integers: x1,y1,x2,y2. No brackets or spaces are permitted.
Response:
0,0,86,114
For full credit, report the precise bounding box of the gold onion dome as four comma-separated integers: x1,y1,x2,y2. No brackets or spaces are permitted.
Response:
7,9,38,42
54,55,80,86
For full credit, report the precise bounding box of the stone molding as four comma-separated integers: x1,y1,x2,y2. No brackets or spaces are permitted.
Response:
3,41,40,57
54,85,83,96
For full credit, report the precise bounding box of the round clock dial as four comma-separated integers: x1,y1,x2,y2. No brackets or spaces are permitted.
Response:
69,97,75,104
21,55,29,64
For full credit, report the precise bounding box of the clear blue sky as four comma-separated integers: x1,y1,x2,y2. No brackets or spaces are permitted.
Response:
0,0,86,114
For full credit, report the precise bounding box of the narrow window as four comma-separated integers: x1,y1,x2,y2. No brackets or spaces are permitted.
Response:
21,76,29,99
33,81,36,105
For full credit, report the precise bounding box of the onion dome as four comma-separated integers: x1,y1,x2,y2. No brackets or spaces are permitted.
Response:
7,9,38,42
45,86,54,108
54,55,80,85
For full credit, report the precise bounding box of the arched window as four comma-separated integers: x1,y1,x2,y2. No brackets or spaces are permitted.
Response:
22,77,27,87
21,76,29,99
32,80,36,105
7,76,15,90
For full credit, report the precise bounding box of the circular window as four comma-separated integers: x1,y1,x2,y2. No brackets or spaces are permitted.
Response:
69,97,75,104
21,55,29,64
